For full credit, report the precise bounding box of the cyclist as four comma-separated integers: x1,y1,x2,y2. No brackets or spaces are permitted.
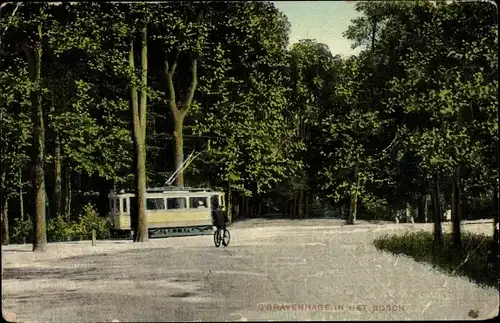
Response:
212,200,229,247
213,206,227,230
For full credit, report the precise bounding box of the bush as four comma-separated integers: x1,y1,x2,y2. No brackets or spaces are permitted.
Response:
358,197,392,221
75,203,111,240
47,214,74,242
374,231,498,289
9,204,112,244
10,216,33,244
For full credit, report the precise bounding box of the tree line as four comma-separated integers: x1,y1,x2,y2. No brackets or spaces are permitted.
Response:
0,1,497,252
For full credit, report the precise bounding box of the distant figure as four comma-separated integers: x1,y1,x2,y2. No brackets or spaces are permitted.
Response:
198,200,205,208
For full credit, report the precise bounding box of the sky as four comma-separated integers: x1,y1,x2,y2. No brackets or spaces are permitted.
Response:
273,1,363,57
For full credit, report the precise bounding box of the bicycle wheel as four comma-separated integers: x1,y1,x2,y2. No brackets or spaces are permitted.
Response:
213,229,221,247
222,229,230,247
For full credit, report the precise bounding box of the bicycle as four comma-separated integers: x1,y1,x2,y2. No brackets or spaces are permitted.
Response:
213,225,230,247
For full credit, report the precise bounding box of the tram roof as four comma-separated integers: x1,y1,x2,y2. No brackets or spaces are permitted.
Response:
109,186,223,197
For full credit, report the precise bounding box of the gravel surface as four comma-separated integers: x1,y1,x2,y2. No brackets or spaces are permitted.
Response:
2,219,498,322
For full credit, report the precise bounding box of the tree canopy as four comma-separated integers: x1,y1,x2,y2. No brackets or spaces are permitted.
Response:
0,0,497,249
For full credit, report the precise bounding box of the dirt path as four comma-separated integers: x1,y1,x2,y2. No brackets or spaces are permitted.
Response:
2,220,498,322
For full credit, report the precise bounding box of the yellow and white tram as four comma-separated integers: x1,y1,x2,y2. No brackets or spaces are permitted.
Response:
108,187,226,238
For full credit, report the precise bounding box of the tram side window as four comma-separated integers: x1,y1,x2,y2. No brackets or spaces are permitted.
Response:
167,198,187,209
190,197,208,209
146,198,166,211
122,198,128,213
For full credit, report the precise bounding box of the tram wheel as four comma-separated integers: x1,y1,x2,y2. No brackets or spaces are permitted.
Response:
222,229,230,247
214,229,221,248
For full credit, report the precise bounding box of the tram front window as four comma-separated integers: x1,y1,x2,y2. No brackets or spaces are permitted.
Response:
122,198,128,213
190,197,208,209
211,195,219,210
114,199,119,213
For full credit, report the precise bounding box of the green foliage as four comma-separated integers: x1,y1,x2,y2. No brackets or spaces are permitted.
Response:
45,204,111,242
0,64,33,201
340,0,499,213
374,231,498,288
358,195,392,221
51,79,132,181
190,1,300,196
10,217,33,244
76,203,111,240
1,1,498,244
47,214,73,242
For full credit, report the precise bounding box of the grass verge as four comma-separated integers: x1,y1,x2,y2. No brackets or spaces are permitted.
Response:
373,230,499,289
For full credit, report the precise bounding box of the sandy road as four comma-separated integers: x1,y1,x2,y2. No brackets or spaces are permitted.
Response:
2,220,498,322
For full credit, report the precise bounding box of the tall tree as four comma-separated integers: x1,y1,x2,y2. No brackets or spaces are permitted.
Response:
7,3,57,251
54,2,151,240
189,1,300,212
129,19,150,242
151,3,208,187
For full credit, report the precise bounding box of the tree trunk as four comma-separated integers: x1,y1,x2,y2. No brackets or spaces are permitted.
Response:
133,142,148,242
226,188,232,224
251,197,256,218
53,122,62,217
292,194,297,219
173,114,185,187
233,194,240,221
471,197,476,221
490,181,499,269
415,201,420,223
418,194,425,223
62,165,71,216
424,194,430,223
304,191,309,218
20,166,24,221
1,199,9,245
27,22,47,252
451,167,462,248
241,194,245,218
246,197,251,219
347,160,359,225
258,197,263,218
298,189,304,218
431,173,443,248
240,194,245,219
165,19,200,189
129,26,149,243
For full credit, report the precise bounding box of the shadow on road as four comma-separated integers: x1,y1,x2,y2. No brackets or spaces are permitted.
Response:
2,267,98,280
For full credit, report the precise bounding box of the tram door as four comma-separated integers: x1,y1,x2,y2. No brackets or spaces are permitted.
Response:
211,195,220,210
